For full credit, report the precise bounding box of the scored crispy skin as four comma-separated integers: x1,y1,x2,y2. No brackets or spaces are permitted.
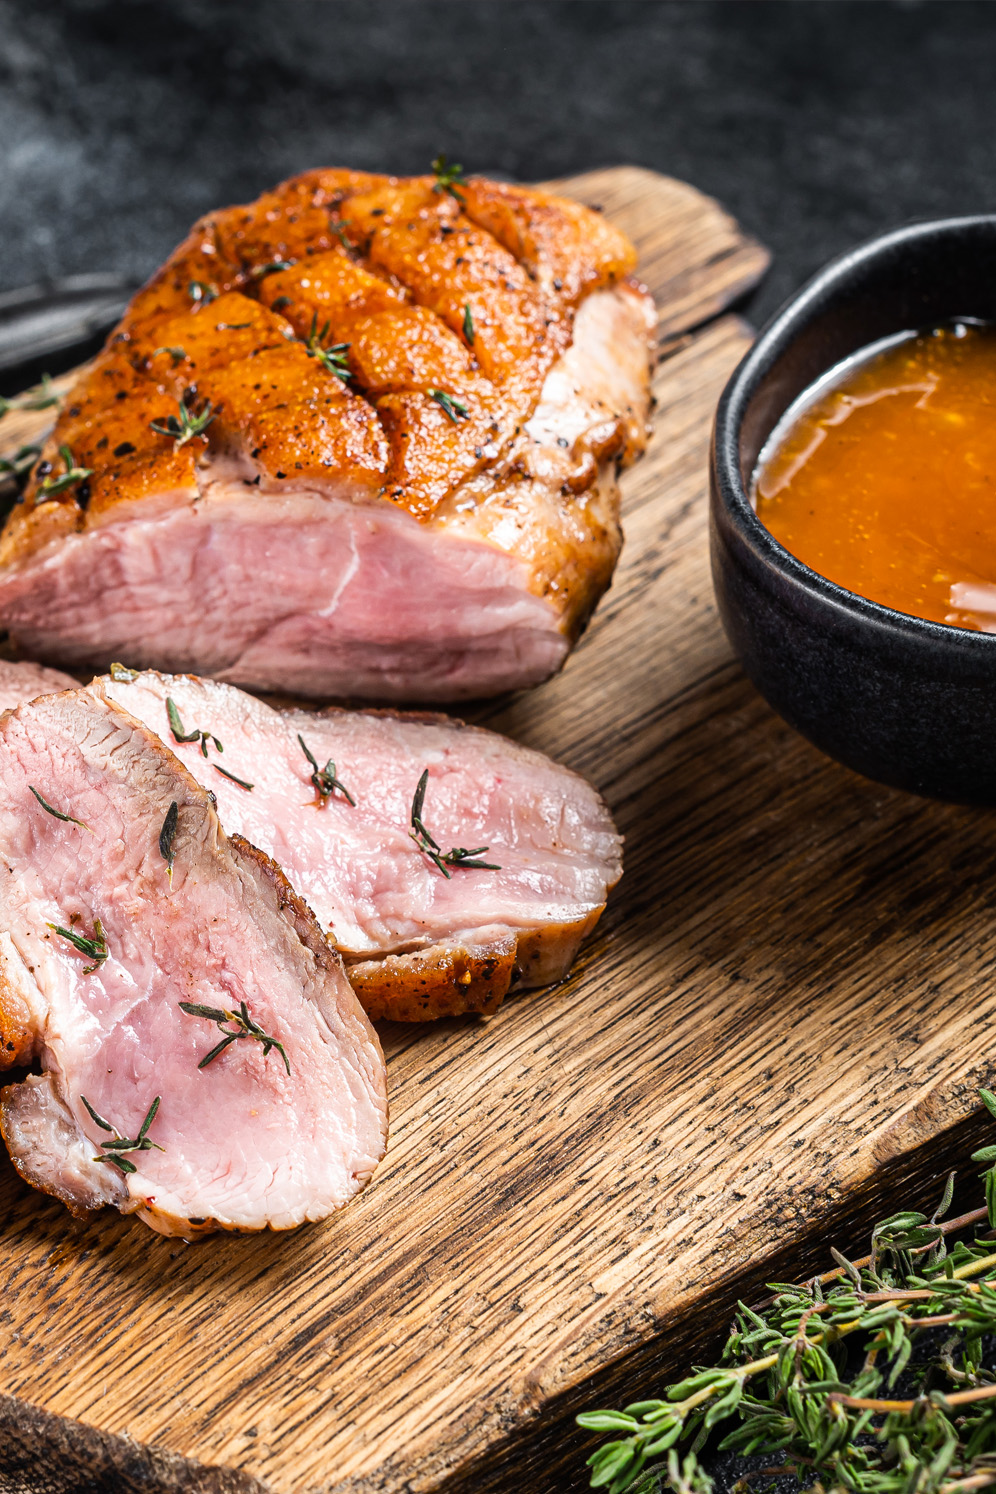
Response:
0,169,652,699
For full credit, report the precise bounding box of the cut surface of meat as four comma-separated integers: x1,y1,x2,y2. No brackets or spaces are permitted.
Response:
0,659,77,712
95,669,623,1021
0,169,654,701
0,689,387,1235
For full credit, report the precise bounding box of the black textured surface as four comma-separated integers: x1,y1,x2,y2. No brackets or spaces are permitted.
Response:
3,1,996,325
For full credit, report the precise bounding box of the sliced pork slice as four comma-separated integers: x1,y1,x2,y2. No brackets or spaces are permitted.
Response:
0,689,387,1235
0,169,653,701
95,670,623,1021
0,658,76,712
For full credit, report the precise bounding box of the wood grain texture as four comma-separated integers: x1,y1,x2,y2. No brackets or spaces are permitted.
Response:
5,171,989,1494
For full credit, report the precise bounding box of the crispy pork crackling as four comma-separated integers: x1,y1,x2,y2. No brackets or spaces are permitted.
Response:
0,689,388,1236
0,169,654,700
95,669,623,1022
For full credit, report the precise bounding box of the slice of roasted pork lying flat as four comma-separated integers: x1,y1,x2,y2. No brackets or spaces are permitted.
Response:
95,669,623,1021
0,688,388,1235
0,658,76,712
0,169,654,701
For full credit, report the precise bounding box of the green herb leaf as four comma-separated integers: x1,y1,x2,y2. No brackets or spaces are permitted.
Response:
213,764,253,791
188,281,217,305
36,445,93,501
180,998,290,1076
0,374,59,420
149,395,215,449
109,661,139,682
151,346,186,365
46,918,108,971
159,800,179,879
431,155,467,204
304,314,352,381
428,388,469,423
81,1094,164,1172
409,768,500,878
298,733,355,807
165,697,223,757
29,785,90,831
462,304,475,344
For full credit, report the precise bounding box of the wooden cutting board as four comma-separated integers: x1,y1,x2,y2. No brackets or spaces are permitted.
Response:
5,167,994,1494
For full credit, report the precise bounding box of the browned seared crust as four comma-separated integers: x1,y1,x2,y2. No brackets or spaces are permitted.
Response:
2,169,639,568
347,933,517,1022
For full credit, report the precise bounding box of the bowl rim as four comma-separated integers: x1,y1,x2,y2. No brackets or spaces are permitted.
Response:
712,212,996,654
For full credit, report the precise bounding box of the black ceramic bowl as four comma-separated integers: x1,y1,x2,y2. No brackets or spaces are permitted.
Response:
711,215,996,806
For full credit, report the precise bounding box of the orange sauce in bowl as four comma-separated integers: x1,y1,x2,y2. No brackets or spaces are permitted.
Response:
754,322,996,632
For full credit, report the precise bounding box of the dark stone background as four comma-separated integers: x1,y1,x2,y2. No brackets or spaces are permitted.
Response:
3,0,996,328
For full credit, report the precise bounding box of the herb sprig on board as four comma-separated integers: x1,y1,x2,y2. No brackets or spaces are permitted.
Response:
409,768,499,878
578,1087,996,1494
81,1095,163,1174
179,999,290,1076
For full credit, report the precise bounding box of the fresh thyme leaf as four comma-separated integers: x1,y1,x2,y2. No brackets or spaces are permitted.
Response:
428,388,469,423
330,219,353,249
431,154,467,204
165,697,223,757
0,374,59,419
151,346,186,365
271,295,292,312
36,444,93,501
81,1094,164,1172
297,733,355,807
149,395,215,449
109,661,138,681
46,918,108,971
251,260,294,279
213,764,253,791
179,998,290,1076
462,304,475,344
188,280,217,305
409,768,499,878
304,314,352,381
159,800,179,878
29,785,90,830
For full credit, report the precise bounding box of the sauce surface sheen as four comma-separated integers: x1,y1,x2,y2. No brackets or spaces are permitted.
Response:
754,322,996,632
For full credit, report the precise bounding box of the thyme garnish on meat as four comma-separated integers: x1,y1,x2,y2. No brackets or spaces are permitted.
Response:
0,374,59,419
462,304,475,345
81,1094,163,1174
151,346,186,365
46,917,108,972
428,389,469,423
109,661,138,681
166,697,223,758
188,280,217,305
298,733,355,807
251,260,294,279
149,395,216,449
305,315,352,381
36,445,94,501
214,764,253,791
159,800,179,882
331,219,353,249
409,768,499,878
29,785,90,831
432,155,467,205
179,999,291,1075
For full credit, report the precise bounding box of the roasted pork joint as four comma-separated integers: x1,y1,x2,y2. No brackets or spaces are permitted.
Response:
94,669,623,1021
0,169,654,701
0,689,388,1235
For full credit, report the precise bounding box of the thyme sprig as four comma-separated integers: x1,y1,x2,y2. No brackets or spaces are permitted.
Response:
166,697,222,758
298,733,355,807
0,374,59,419
577,1088,996,1494
149,394,215,448
462,304,475,344
0,443,42,494
36,444,93,500
179,999,290,1076
46,917,108,972
214,764,253,791
29,785,90,831
304,314,352,381
151,345,186,365
80,1094,163,1174
160,800,178,881
428,388,469,422
251,260,294,279
409,768,499,878
432,154,467,204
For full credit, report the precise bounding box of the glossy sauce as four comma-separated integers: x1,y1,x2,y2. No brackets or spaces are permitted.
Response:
754,322,996,632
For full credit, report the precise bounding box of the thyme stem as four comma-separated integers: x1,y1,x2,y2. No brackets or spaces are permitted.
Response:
408,768,499,877
179,999,290,1076
46,918,108,972
298,734,354,807
29,785,90,831
80,1094,163,1174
